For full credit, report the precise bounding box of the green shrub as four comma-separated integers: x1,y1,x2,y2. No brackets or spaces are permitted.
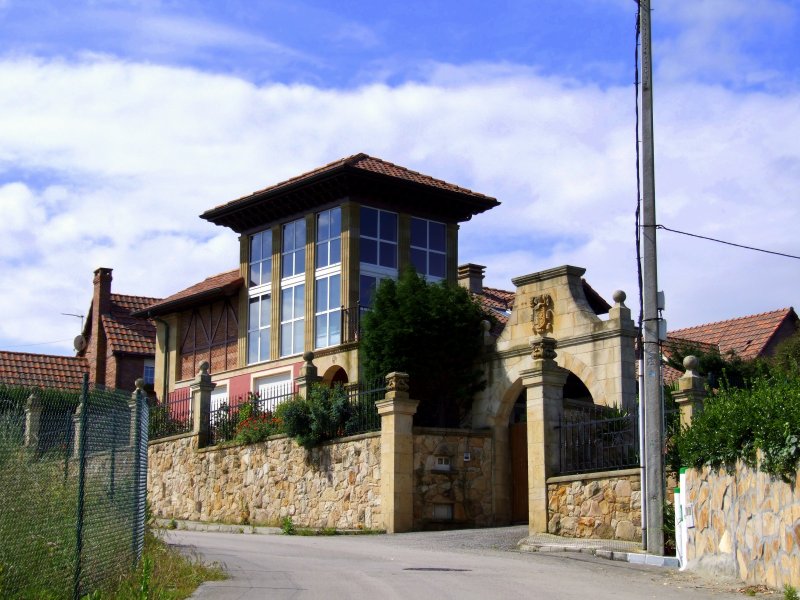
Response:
280,516,295,535
673,375,800,481
275,385,355,449
234,410,283,445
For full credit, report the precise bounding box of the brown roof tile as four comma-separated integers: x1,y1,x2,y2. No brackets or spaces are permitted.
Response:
101,294,160,355
0,351,89,390
667,308,797,361
138,270,243,317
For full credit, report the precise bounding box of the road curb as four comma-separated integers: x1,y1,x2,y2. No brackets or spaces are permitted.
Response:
518,542,680,568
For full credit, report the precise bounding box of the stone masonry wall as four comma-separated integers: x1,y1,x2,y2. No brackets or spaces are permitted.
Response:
547,468,641,541
413,430,494,528
148,432,382,529
684,462,800,589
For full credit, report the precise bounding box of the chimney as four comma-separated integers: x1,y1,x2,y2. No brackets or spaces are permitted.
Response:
89,267,113,386
458,263,485,295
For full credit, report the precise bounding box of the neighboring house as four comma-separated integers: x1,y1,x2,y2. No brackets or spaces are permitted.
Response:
663,307,799,383
0,267,160,393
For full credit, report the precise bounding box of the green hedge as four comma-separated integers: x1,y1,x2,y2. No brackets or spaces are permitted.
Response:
672,375,800,481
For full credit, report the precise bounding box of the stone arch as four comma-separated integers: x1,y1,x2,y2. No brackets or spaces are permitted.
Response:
557,352,606,407
497,377,524,426
321,365,349,386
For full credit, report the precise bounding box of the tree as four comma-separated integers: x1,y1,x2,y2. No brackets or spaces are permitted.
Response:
770,324,800,378
665,342,766,389
360,268,488,427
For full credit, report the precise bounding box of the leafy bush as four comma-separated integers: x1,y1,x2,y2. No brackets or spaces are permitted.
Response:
275,385,355,449
672,375,800,481
234,411,283,445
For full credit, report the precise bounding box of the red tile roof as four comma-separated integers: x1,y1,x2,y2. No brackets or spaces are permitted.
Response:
102,294,160,355
137,270,243,317
0,351,89,390
476,287,515,334
667,308,797,361
210,153,496,213
201,154,500,232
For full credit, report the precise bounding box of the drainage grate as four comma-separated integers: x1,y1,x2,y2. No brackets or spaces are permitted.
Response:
403,568,471,572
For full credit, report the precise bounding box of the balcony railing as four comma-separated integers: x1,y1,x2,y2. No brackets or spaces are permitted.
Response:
341,304,371,343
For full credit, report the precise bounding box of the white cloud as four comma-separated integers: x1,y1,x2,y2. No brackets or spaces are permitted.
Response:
0,55,798,356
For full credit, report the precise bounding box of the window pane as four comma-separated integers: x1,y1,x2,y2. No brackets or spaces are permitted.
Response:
294,284,305,316
282,253,293,278
293,320,304,354
295,248,305,274
283,222,294,252
317,210,330,241
330,238,341,265
361,238,377,265
379,242,397,268
249,298,259,332
330,309,341,342
315,315,327,348
315,278,328,312
259,329,270,361
261,230,272,260
263,257,272,282
281,323,292,356
295,219,306,247
260,295,271,328
329,274,340,308
360,275,376,307
316,242,328,269
430,252,446,278
281,288,292,319
248,331,259,364
411,248,427,274
249,264,260,287
410,218,427,248
429,222,446,252
380,211,397,242
330,207,341,237
361,207,377,238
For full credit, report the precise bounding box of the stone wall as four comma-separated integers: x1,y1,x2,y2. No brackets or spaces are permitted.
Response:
546,468,641,541
148,432,382,529
412,430,494,528
684,462,800,589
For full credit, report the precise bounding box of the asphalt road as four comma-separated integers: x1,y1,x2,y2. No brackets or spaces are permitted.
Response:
167,527,742,600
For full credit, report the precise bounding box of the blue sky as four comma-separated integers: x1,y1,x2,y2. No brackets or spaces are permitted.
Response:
1,0,799,355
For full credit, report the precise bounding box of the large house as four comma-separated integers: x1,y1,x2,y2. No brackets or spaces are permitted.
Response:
142,154,640,532
136,153,500,403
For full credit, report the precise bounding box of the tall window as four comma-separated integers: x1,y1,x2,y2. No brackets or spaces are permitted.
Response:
280,284,304,357
249,229,272,287
315,274,341,349
410,217,446,280
316,207,341,269
360,207,397,269
282,219,306,278
248,228,273,364
248,294,271,363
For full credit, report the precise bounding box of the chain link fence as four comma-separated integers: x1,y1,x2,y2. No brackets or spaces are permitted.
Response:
0,375,148,599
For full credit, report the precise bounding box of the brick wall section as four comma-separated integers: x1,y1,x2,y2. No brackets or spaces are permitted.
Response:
546,469,642,541
684,462,800,589
148,433,382,529
412,430,494,529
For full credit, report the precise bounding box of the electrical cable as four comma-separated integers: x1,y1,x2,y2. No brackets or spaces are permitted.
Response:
655,225,800,261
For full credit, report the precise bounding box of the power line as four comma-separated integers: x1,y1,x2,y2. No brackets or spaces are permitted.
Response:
4,338,74,349
656,225,800,261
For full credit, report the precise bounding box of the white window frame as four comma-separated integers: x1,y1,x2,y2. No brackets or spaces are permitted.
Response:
143,359,155,385
315,272,341,349
316,207,341,270
252,371,293,399
360,206,398,271
280,283,304,357
249,229,273,288
210,381,229,412
247,292,271,364
282,218,306,279
410,216,447,282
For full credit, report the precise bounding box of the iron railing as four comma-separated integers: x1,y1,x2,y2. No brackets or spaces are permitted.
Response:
341,378,384,436
208,382,298,446
149,386,192,440
341,304,371,343
558,409,640,475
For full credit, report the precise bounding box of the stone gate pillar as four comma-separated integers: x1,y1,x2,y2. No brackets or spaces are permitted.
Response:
673,356,706,428
376,372,418,533
520,336,568,534
296,351,322,398
191,361,215,448
24,390,42,449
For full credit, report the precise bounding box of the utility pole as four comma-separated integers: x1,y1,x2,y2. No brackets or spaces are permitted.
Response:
640,0,665,555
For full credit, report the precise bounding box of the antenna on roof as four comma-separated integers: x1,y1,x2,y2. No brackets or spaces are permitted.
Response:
62,312,85,331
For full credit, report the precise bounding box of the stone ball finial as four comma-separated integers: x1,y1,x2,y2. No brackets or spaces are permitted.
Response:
683,355,699,373
612,290,626,305
303,351,315,364
199,361,210,375
135,377,145,390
